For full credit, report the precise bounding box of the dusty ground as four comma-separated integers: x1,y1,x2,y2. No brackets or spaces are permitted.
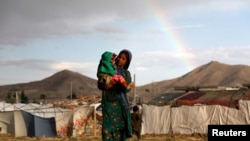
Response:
0,133,207,141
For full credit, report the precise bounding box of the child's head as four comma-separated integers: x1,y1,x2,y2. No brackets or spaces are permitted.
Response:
133,105,139,112
111,53,117,65
116,49,132,69
98,51,117,76
100,51,117,65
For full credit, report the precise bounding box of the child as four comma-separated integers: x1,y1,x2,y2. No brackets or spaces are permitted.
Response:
97,51,134,90
131,105,142,140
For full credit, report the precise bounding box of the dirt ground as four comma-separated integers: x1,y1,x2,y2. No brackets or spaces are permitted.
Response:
0,133,208,141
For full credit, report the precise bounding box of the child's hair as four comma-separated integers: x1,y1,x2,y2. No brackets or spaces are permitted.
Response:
111,53,117,64
133,105,139,112
111,53,117,60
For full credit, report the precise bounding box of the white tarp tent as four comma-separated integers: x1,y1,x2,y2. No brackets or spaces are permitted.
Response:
0,111,27,136
2,100,250,137
170,105,246,134
0,110,58,137
0,102,71,137
141,100,250,135
238,100,250,123
141,104,170,134
0,102,70,118
55,105,94,137
0,102,96,137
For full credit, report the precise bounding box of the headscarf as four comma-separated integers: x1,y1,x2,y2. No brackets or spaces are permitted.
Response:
97,51,116,75
117,49,132,69
116,49,133,138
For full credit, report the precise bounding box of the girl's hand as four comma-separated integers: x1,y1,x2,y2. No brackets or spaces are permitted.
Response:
127,82,135,89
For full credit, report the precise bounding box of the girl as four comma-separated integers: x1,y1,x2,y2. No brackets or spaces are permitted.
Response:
97,49,134,141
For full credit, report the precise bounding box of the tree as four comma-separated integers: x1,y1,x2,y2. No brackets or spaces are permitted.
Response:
20,90,29,103
40,94,47,100
5,92,15,103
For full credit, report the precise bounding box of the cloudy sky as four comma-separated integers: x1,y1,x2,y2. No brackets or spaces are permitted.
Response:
0,0,250,86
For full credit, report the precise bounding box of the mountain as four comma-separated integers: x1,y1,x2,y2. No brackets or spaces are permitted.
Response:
135,61,250,103
0,70,100,100
1,61,250,103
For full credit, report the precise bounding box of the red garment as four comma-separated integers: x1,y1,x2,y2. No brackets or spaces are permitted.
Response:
111,75,128,87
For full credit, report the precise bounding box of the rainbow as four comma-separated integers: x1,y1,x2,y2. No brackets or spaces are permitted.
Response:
147,1,196,71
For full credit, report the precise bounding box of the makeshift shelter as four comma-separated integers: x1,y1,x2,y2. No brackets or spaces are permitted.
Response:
21,110,57,137
0,102,14,112
0,110,27,137
55,105,96,137
173,91,205,106
141,100,250,135
148,92,184,106
196,88,247,108
241,89,250,100
0,110,58,137
0,102,70,137
0,103,98,137
0,102,71,118
149,87,250,109
141,104,171,134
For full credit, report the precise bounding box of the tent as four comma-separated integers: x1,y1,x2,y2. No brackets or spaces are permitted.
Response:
55,105,95,137
141,100,250,135
148,92,184,106
149,88,250,109
0,102,70,137
0,110,57,137
21,110,57,137
0,102,71,118
0,110,27,137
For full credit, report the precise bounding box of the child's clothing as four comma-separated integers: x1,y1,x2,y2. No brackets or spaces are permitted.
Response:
97,51,116,76
131,106,142,140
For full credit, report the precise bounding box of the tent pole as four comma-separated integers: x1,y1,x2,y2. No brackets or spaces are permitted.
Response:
133,74,136,106
16,91,18,104
93,106,96,136
71,81,73,101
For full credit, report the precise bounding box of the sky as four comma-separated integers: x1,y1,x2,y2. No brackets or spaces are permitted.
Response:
0,0,250,86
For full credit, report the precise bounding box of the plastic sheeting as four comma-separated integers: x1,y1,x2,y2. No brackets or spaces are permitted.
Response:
171,105,246,134
21,110,57,137
141,100,250,135
148,92,184,106
141,104,170,134
2,100,250,136
238,100,250,123
0,102,71,118
55,105,94,137
0,111,28,137
0,105,95,137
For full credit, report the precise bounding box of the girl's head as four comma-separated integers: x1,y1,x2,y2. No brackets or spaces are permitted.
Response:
116,49,132,69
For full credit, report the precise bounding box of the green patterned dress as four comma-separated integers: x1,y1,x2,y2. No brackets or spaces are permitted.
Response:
98,69,133,141
97,50,133,141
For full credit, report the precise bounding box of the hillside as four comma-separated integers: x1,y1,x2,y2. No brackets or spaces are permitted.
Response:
135,61,250,103
0,70,100,100
1,61,250,103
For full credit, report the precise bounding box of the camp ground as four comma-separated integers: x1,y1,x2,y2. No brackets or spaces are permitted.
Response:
0,86,250,138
